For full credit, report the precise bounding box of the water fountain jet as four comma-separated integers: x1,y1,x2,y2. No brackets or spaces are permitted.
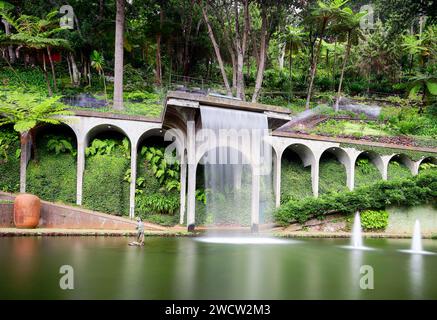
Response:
399,219,435,255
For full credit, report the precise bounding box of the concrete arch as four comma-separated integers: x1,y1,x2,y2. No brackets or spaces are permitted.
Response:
85,123,130,147
355,150,384,176
319,147,352,192
387,153,416,176
418,156,437,173
418,156,437,167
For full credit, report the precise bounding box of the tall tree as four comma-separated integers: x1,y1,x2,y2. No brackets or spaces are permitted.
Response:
113,0,125,111
304,0,347,109
334,7,366,111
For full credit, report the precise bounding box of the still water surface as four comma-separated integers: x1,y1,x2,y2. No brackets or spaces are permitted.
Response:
1,236,436,299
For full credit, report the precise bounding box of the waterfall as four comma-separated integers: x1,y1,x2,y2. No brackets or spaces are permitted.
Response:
199,106,273,228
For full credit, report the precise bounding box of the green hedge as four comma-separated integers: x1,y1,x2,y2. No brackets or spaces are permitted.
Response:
27,152,76,204
281,160,312,203
319,157,348,194
274,171,437,225
0,129,20,193
83,154,130,215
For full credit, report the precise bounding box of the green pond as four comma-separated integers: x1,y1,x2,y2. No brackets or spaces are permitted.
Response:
1,236,437,299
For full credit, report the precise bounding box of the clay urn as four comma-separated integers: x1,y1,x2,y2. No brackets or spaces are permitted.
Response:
14,194,41,228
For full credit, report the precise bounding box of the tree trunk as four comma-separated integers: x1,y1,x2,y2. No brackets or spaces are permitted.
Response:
42,52,53,96
69,53,80,85
113,0,125,110
155,4,163,86
46,47,57,91
200,2,232,95
334,32,352,111
251,9,268,103
66,54,73,84
1,19,15,64
278,42,285,70
305,18,328,110
19,131,30,193
289,45,293,99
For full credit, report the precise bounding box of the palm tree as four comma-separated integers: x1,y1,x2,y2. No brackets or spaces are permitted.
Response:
304,0,348,109
0,91,72,192
113,0,125,111
91,50,107,100
333,7,366,111
279,25,305,99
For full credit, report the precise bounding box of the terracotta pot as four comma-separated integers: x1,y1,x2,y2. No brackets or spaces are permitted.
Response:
14,194,41,228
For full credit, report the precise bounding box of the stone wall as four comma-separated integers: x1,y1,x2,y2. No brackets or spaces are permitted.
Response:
0,192,164,230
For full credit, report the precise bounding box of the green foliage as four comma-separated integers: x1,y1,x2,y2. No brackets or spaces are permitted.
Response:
0,127,20,192
360,210,389,231
0,89,71,133
274,170,437,225
46,135,76,156
388,161,412,180
136,192,179,215
83,154,130,215
319,156,348,194
355,158,382,187
86,138,130,158
27,152,76,204
140,146,179,191
142,213,178,227
280,158,313,203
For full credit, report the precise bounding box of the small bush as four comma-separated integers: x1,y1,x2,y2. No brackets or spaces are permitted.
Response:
360,210,389,231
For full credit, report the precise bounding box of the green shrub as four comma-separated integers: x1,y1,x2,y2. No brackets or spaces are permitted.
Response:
355,158,382,187
280,159,313,203
83,154,130,215
0,128,20,192
143,213,178,227
136,192,179,215
27,153,76,204
360,210,389,231
319,156,348,194
274,170,437,225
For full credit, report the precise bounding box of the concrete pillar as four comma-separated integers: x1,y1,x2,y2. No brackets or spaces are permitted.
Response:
251,169,260,232
76,136,86,205
346,162,355,191
274,150,282,208
179,162,187,225
186,118,196,231
129,141,138,219
311,159,319,197
381,155,392,181
412,160,421,176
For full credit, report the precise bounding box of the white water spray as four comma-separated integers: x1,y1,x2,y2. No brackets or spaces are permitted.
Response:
351,212,363,248
411,220,423,253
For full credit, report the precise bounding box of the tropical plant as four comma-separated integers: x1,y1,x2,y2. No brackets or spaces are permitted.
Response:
407,73,437,112
333,7,367,111
46,135,76,156
304,0,348,109
140,146,180,192
0,8,71,95
277,25,305,98
90,50,107,99
0,90,71,192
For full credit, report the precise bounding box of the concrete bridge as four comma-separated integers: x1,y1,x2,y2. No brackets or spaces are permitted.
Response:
22,91,437,231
